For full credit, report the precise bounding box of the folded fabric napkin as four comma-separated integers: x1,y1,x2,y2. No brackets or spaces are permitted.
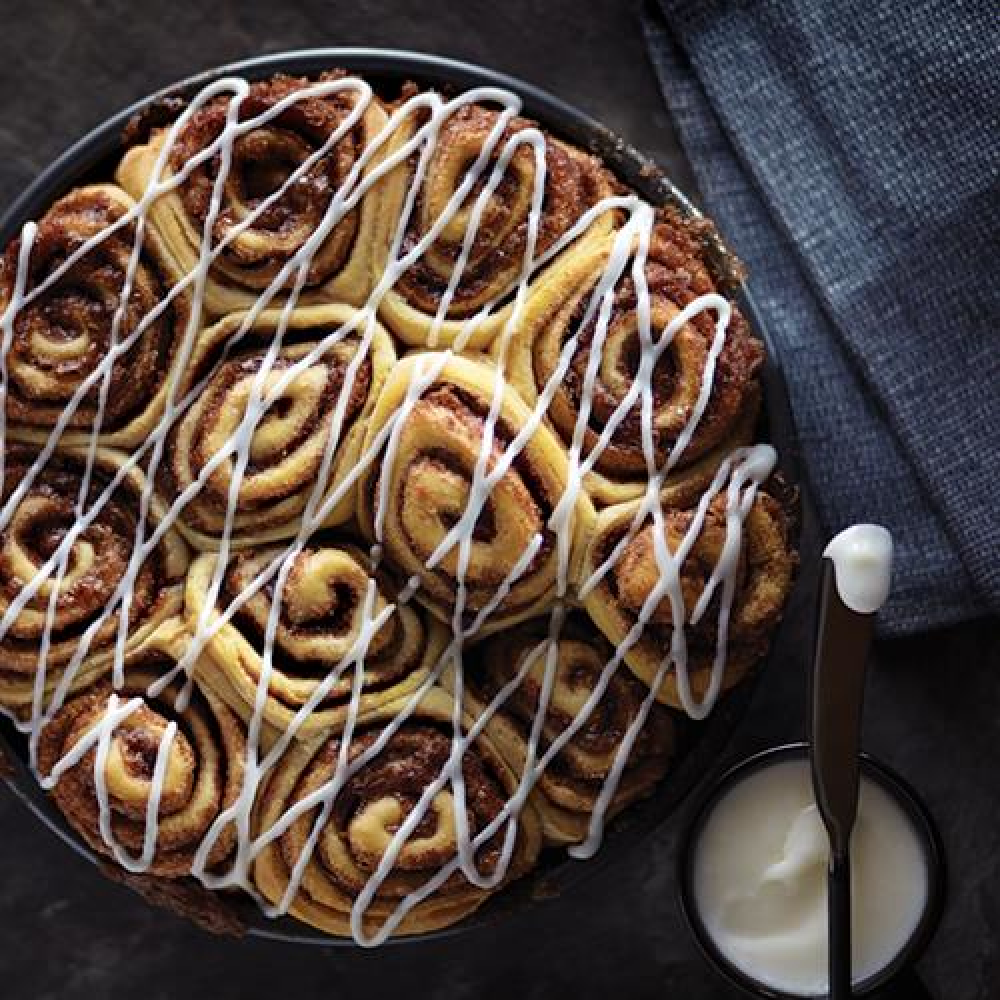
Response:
641,0,999,635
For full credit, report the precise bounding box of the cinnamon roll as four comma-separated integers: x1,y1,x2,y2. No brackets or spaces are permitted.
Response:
0,184,191,448
357,353,595,634
157,304,395,549
117,73,388,315
373,101,616,349
580,482,796,707
184,541,447,739
251,686,543,939
36,617,246,876
503,208,763,506
0,445,188,716
454,621,675,846
0,67,800,945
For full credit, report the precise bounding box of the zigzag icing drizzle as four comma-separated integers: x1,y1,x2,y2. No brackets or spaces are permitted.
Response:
0,75,777,946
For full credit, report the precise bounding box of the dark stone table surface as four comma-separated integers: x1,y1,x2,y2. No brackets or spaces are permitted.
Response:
0,2,996,997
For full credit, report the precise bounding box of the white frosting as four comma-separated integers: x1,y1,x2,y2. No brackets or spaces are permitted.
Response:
0,74,782,945
824,524,892,614
692,759,928,996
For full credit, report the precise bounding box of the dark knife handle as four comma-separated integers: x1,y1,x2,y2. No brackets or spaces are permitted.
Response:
810,558,875,856
829,849,852,999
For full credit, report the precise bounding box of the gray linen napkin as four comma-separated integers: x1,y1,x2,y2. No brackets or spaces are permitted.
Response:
642,0,999,634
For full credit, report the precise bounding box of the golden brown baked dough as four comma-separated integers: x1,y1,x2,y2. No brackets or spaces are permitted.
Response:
0,445,188,715
451,620,675,845
37,618,246,876
184,541,446,739
372,101,617,349
0,184,192,447
357,353,596,634
502,208,763,506
117,73,388,314
0,68,797,943
581,487,796,707
155,304,395,548
251,686,542,939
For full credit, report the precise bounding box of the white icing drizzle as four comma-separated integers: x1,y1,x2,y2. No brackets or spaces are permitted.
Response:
0,73,783,946
824,524,892,614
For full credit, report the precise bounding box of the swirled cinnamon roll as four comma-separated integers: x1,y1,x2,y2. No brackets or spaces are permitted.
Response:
184,541,447,739
0,184,191,448
37,618,246,876
453,621,675,846
117,73,387,314
503,208,763,506
0,67,801,945
157,304,395,549
251,686,542,939
580,481,796,708
373,101,617,349
357,353,595,634
0,445,188,715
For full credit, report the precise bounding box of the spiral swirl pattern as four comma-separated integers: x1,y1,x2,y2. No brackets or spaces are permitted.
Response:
37,618,246,876
0,446,188,714
158,305,395,548
185,542,446,738
117,73,387,313
0,185,190,446
252,687,542,938
504,208,763,505
0,68,798,943
582,487,796,706
461,624,674,845
375,103,616,348
358,354,594,633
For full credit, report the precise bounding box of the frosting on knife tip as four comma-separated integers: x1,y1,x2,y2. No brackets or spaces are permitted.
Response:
824,524,893,615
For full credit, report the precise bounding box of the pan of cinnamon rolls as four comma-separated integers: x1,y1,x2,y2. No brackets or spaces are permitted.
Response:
0,50,801,946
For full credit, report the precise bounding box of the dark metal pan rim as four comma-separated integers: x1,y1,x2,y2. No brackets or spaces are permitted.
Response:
0,47,809,949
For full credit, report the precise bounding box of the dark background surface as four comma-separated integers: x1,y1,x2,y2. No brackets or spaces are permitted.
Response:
0,2,997,998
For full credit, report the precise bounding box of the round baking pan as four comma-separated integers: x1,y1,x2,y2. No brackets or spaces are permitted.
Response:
0,48,812,947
